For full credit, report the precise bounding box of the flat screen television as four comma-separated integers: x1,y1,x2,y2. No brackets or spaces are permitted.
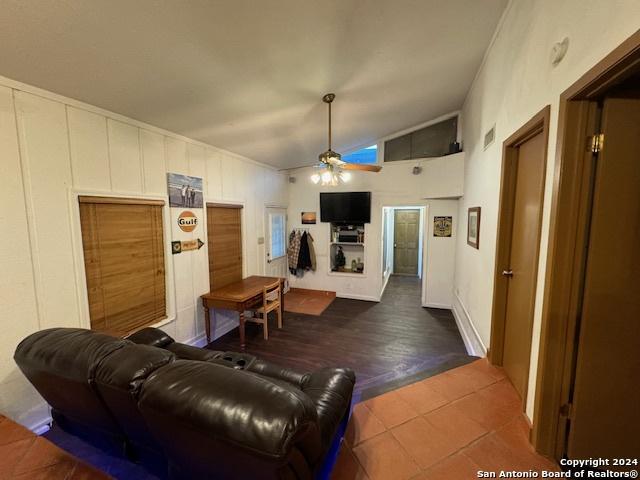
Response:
320,192,371,223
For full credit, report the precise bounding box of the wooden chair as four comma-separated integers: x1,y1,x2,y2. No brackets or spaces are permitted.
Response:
248,280,282,339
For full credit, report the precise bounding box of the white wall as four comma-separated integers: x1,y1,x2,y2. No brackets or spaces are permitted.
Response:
0,76,288,431
286,152,463,304
453,0,640,420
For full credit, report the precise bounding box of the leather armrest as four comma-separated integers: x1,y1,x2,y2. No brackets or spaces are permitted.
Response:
166,342,223,362
125,327,174,348
139,360,322,463
247,359,309,388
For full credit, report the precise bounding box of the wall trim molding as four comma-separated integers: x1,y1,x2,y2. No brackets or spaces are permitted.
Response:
452,292,486,357
423,302,451,309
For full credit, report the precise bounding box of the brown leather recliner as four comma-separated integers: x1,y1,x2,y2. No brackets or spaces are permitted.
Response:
14,327,355,480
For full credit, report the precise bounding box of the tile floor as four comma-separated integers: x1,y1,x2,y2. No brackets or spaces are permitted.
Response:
283,289,335,316
332,358,559,480
0,414,111,479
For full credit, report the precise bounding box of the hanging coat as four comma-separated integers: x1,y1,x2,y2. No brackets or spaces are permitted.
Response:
288,230,301,273
297,232,311,271
307,233,317,271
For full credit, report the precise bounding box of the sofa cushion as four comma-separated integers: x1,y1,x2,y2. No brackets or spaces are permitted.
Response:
165,342,223,362
126,327,174,348
14,328,127,435
139,360,323,478
300,368,355,448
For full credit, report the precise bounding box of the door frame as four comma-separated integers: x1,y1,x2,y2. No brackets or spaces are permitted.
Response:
531,29,640,458
489,106,550,403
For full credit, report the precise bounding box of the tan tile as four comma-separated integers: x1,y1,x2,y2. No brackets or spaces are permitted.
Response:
353,432,420,480
13,437,69,475
12,458,76,480
494,418,560,472
462,430,557,473
478,379,522,407
346,403,386,446
422,372,476,401
364,391,418,429
447,360,503,390
390,417,457,469
331,444,369,480
395,381,448,415
425,403,488,450
0,437,36,478
451,390,520,431
421,453,482,480
0,417,36,446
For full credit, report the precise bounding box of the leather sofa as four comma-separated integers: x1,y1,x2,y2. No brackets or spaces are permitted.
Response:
14,327,355,480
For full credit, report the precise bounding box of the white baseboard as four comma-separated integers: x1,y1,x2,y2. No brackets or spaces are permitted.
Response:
452,292,487,357
30,414,52,435
337,292,380,302
423,302,451,309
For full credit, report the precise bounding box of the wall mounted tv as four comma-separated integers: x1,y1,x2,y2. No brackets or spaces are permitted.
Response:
320,192,371,224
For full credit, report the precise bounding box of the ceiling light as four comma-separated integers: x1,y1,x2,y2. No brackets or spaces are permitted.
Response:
340,171,351,182
310,173,320,184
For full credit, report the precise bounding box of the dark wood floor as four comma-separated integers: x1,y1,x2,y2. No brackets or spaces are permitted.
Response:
208,275,475,400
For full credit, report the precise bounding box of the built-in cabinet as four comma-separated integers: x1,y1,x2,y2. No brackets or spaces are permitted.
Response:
329,223,365,275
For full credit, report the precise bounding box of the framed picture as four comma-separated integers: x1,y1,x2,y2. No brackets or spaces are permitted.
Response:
433,216,452,237
167,173,203,208
301,212,317,224
467,207,481,249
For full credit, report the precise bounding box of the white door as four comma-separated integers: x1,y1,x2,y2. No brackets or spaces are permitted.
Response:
265,207,288,278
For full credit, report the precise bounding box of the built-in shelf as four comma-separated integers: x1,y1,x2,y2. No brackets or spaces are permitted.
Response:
329,223,365,275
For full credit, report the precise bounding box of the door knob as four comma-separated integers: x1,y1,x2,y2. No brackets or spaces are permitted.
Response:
502,270,513,277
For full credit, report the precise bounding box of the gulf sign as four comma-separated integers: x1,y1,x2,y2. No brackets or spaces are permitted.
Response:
177,211,198,232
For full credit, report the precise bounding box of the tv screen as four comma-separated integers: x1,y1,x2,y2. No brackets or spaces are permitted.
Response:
320,192,371,223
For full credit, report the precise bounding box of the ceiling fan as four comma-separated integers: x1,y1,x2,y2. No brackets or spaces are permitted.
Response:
311,93,382,185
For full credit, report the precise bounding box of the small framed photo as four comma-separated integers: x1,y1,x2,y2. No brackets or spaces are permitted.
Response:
301,212,317,224
167,173,203,208
467,207,481,249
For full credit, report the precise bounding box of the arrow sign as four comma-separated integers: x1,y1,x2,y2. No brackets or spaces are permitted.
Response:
171,238,205,254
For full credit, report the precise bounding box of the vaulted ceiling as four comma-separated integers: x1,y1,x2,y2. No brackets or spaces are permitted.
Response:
0,0,507,169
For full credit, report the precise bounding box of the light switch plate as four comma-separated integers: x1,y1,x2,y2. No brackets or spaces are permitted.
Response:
257,237,264,245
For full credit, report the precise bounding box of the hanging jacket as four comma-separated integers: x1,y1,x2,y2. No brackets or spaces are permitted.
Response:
307,233,316,271
288,230,301,273
297,232,311,271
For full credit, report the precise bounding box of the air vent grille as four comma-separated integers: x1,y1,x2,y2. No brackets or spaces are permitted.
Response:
484,125,496,150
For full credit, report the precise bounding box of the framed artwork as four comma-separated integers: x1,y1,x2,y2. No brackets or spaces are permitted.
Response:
433,216,452,237
467,207,481,249
301,212,317,224
167,173,203,208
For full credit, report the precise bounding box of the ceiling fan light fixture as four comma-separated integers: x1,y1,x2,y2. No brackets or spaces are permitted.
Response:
340,171,351,182
310,173,321,184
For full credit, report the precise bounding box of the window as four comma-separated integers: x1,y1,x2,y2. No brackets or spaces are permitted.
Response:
79,196,166,337
342,145,377,164
269,212,286,260
384,116,458,162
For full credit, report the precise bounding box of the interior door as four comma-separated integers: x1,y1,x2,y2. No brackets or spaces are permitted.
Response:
567,97,640,460
393,209,420,275
265,207,287,278
207,205,243,290
501,131,546,401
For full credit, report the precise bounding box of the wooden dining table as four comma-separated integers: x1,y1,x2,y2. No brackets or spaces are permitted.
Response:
201,275,286,348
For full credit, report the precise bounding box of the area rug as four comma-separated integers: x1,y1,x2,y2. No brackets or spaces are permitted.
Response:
284,288,335,316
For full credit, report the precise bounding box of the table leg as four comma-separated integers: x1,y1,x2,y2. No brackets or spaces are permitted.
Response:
239,311,246,349
204,303,211,344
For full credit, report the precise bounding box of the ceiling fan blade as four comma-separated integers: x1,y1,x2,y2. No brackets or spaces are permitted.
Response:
342,164,382,172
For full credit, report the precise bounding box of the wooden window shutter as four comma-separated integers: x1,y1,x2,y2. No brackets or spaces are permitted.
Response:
79,196,166,337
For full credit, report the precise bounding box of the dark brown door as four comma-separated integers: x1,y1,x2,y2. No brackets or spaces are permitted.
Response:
502,131,546,400
393,209,420,275
207,205,243,290
567,97,640,459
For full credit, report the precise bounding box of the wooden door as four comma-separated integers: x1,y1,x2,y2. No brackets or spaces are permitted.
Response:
501,131,546,400
207,205,243,290
265,207,288,278
393,209,420,275
567,97,640,460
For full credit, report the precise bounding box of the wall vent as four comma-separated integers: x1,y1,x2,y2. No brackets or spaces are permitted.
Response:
484,125,496,150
